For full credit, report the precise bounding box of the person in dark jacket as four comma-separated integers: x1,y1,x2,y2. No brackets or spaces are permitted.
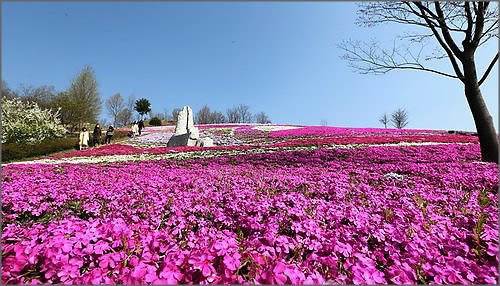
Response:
105,126,114,144
138,120,145,135
93,124,102,146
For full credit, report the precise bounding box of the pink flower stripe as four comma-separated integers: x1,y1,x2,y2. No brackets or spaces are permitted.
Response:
269,134,478,148
234,125,267,136
48,133,478,159
1,143,498,284
269,126,444,137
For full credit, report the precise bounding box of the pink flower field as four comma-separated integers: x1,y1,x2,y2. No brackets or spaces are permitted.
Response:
1,124,498,284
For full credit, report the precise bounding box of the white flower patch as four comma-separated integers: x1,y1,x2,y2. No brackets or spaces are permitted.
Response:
384,172,405,181
128,132,174,145
143,126,176,132
252,125,302,132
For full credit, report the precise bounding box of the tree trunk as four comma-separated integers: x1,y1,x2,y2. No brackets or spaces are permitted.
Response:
463,55,499,163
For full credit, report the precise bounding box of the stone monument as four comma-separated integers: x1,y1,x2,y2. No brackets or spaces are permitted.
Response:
167,106,214,147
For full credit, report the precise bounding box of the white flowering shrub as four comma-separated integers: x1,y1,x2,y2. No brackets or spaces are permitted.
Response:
1,96,67,144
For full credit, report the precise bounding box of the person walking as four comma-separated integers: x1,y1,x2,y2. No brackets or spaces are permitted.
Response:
79,127,90,150
93,124,102,147
105,126,114,144
138,120,145,135
131,121,139,137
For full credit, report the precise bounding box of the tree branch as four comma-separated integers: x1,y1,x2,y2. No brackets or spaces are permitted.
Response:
402,2,440,27
478,53,499,86
472,2,486,47
432,2,464,58
463,2,474,46
408,1,440,20
360,2,440,28
412,2,465,80
338,40,460,79
476,19,499,45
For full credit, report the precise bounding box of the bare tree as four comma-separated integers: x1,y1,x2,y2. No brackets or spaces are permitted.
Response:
255,111,271,124
391,108,409,129
379,113,389,128
320,119,328,126
111,95,136,127
106,93,125,128
172,107,182,121
114,109,130,127
226,107,240,123
196,104,213,124
238,104,253,123
150,111,167,121
163,108,171,121
196,105,227,124
18,84,58,110
211,111,226,124
227,104,253,123
99,117,110,127
339,2,498,162
1,80,18,100
127,95,136,111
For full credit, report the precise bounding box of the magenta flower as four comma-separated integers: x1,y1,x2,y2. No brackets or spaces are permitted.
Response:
258,261,290,284
1,125,497,284
188,254,216,277
223,253,241,271
158,264,184,284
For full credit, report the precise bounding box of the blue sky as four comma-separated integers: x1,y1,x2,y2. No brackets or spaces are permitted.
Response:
2,2,498,131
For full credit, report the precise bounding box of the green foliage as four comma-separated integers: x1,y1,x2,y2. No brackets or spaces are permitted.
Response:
477,188,493,207
149,116,162,126
1,136,79,162
61,65,101,131
472,212,488,258
134,98,151,118
1,96,67,144
207,128,232,135
1,131,130,163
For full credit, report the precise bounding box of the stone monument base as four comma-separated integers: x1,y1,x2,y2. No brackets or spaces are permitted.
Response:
166,105,216,148
167,134,189,147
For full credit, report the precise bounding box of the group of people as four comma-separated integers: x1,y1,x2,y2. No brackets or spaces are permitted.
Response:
79,120,146,150
79,124,115,150
129,120,145,137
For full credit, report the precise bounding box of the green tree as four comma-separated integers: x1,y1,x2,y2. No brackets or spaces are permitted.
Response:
63,65,101,131
149,116,162,126
56,91,78,132
134,98,151,120
339,2,498,162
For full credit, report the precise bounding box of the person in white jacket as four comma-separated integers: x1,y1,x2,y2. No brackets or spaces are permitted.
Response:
79,127,90,150
131,121,139,137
